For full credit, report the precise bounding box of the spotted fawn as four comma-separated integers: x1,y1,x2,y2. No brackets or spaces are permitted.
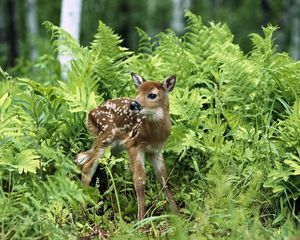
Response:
75,73,179,220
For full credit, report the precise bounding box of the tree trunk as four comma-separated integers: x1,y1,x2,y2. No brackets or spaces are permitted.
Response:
119,1,131,48
0,1,5,65
171,0,191,33
59,0,82,80
277,0,291,52
6,0,18,67
147,0,156,37
290,0,300,59
26,0,38,60
278,0,300,59
261,0,271,26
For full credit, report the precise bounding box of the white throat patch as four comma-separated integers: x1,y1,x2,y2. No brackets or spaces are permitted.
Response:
140,107,164,121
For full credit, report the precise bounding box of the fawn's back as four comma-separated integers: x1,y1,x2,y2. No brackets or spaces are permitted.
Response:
87,98,141,145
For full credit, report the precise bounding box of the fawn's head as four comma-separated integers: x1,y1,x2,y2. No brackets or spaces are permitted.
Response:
130,73,176,121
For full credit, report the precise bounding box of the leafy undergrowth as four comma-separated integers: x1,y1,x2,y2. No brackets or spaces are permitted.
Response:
1,11,300,239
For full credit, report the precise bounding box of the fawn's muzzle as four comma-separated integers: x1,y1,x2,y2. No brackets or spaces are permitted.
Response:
130,100,142,112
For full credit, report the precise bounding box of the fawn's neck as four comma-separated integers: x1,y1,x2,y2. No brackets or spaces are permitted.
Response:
138,107,171,146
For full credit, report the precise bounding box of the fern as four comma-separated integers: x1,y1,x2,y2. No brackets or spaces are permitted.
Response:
2,11,300,239
90,21,133,98
44,21,85,60
166,88,208,155
136,27,153,55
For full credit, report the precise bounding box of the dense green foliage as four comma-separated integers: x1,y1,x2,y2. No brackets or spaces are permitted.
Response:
2,0,295,69
1,11,300,239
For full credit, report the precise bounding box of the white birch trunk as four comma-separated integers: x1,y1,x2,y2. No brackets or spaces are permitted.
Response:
59,0,82,80
171,0,191,33
183,0,191,11
26,0,38,60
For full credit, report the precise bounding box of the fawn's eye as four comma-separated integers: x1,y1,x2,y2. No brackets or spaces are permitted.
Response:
147,93,157,100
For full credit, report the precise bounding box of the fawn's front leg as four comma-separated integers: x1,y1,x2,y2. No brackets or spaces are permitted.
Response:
127,146,146,220
149,152,179,214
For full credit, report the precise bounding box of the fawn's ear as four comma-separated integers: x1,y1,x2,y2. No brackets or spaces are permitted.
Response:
162,75,176,92
131,73,146,88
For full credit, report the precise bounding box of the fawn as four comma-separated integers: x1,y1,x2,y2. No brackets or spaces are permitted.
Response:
75,73,179,220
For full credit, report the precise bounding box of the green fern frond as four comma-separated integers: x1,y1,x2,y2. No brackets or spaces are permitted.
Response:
136,27,153,55
170,87,208,123
250,25,278,60
89,21,133,97
183,10,234,64
43,21,87,59
90,21,130,59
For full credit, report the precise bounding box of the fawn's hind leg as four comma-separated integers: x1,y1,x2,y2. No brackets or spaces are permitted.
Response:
80,148,105,185
76,149,94,165
76,127,117,186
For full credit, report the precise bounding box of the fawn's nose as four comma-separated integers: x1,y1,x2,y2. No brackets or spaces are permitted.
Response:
130,100,142,112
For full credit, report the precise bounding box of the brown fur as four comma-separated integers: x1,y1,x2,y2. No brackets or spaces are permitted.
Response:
75,74,178,220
